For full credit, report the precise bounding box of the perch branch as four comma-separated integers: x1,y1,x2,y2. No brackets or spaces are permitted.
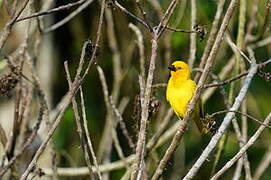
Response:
183,62,258,180
151,1,238,178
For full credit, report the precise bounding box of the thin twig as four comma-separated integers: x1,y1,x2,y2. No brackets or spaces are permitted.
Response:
41,115,185,177
6,85,22,159
82,0,105,80
132,33,158,180
75,40,92,82
204,71,248,88
226,33,251,63
188,0,197,68
146,109,174,152
0,105,44,177
153,68,247,89
16,0,87,22
112,0,152,32
250,36,271,49
96,66,128,169
204,59,271,88
136,0,152,30
194,0,226,82
164,26,196,33
245,0,259,42
96,65,113,163
50,40,91,122
235,4,250,175
241,97,250,179
259,0,271,38
42,155,136,177
0,123,7,148
0,0,30,52
21,63,82,180
211,113,271,180
105,8,122,102
157,0,180,37
202,56,235,103
109,96,135,149
211,133,228,176
152,1,238,178
43,0,94,34
184,62,258,180
50,0,105,122
253,144,271,180
64,62,96,179
129,23,146,79
79,87,102,178
20,0,105,175
211,110,271,129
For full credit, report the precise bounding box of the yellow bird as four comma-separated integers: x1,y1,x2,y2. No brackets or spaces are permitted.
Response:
166,61,209,134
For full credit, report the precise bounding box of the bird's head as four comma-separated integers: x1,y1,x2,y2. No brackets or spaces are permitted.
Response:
168,61,191,80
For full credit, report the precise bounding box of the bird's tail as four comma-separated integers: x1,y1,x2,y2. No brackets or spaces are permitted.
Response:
193,102,216,135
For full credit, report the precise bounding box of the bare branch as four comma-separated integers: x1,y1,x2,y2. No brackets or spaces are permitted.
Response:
188,0,197,68
0,105,44,177
226,33,251,63
0,123,7,148
79,87,102,178
42,155,135,177
0,0,30,52
132,33,158,180
253,144,271,180
109,96,135,149
43,0,94,33
157,0,180,37
195,0,226,82
184,62,258,180
20,0,106,177
152,0,238,178
211,110,271,129
211,113,271,180
112,0,153,32
204,71,248,88
64,62,97,179
16,0,87,23
129,23,146,79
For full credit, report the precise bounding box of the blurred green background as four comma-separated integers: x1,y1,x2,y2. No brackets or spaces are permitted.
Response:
1,0,271,179
51,0,271,179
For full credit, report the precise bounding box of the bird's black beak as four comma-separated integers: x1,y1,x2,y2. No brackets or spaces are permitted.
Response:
168,65,177,72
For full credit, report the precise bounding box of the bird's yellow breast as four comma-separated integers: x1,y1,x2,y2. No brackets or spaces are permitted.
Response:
166,78,196,118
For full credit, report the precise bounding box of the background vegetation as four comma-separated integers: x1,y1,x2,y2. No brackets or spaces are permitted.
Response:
0,0,271,179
